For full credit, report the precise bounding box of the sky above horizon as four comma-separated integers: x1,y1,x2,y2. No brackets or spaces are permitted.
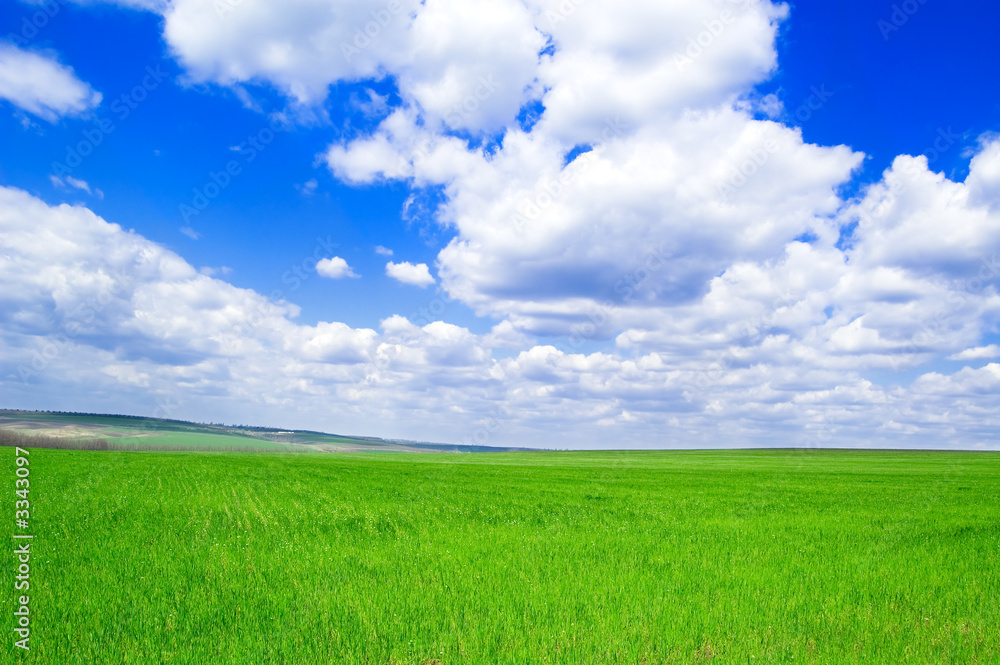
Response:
1,0,998,449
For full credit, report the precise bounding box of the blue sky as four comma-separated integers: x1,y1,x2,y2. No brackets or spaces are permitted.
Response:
1,0,998,448
1,4,450,331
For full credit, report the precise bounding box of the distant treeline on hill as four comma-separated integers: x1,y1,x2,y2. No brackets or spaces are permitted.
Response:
1,408,388,442
2,408,189,423
1,408,321,434
0,428,286,454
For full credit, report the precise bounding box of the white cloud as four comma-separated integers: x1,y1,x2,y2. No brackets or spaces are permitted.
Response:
316,256,359,279
7,1,1000,449
1,186,998,449
50,175,94,194
0,44,102,121
179,226,200,240
160,0,422,104
353,88,389,117
396,0,545,132
125,0,543,132
965,138,1000,212
949,345,1000,361
756,93,784,119
375,245,394,256
842,154,1000,276
296,178,318,196
386,261,435,287
316,1,862,338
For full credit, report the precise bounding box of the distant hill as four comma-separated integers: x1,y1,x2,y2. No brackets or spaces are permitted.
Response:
0,409,530,453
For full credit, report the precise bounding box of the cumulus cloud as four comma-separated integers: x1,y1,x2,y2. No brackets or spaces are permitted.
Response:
386,261,435,287
965,138,1000,211
2,185,999,448
949,345,1000,361
113,0,543,131
0,44,102,121
313,0,861,337
316,256,359,279
159,0,418,104
9,0,1000,448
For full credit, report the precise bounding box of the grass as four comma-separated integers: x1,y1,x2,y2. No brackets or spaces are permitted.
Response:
3,448,998,663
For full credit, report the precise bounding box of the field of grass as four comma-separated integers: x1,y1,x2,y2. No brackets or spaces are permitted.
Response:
3,448,998,663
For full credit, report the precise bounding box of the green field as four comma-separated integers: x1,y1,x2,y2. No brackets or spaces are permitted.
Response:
4,448,999,663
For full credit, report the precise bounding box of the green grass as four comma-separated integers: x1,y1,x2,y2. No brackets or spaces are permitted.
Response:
3,449,999,663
